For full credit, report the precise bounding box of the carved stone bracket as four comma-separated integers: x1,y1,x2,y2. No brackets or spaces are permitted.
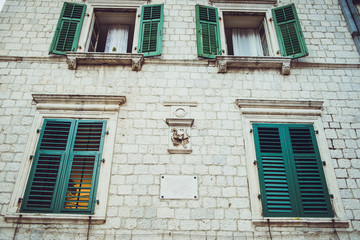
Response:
215,56,292,75
66,52,144,71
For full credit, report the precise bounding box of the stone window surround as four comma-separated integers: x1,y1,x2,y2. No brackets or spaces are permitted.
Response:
5,94,126,224
236,99,349,228
66,0,148,71
212,2,294,75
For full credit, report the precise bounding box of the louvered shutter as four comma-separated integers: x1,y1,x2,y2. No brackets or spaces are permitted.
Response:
49,2,86,55
253,124,298,217
21,119,76,213
253,123,333,217
272,4,308,58
286,125,333,217
138,4,164,57
195,5,222,59
60,120,106,214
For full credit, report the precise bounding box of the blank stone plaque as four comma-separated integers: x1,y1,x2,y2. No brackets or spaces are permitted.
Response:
160,175,198,199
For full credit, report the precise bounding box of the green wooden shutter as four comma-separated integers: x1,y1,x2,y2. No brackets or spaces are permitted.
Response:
60,120,106,214
286,125,333,217
253,123,333,217
138,4,164,57
49,2,86,55
21,119,76,213
253,124,298,217
272,4,308,58
195,5,221,59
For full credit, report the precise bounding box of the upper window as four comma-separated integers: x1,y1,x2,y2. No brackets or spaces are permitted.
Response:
253,123,333,218
21,119,106,214
196,3,308,59
49,2,164,57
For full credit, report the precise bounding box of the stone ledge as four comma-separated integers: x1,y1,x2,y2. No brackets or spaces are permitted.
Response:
32,94,126,111
252,218,349,228
5,213,105,224
66,52,144,71
209,0,277,4
215,56,292,75
166,118,194,127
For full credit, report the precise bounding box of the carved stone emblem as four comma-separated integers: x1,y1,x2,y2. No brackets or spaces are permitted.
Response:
171,128,190,149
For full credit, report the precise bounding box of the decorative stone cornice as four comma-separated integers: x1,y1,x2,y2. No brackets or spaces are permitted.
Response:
32,94,126,111
66,52,144,71
236,99,323,116
215,56,292,75
165,118,194,127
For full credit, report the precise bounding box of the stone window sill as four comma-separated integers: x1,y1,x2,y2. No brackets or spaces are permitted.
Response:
252,218,349,228
209,0,277,4
215,56,292,75
66,52,144,71
5,213,105,224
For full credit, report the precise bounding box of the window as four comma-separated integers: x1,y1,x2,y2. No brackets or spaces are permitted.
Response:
196,3,308,59
49,2,164,57
253,123,333,218
21,119,106,214
223,12,269,56
237,99,348,227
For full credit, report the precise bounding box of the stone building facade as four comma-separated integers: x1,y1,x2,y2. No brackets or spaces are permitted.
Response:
0,0,359,239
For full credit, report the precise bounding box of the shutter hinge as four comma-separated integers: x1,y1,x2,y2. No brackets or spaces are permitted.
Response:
105,131,109,135
36,129,41,133
269,17,273,22
253,160,257,165
315,130,319,134
250,129,253,133
30,155,34,160
18,198,23,203
85,13,90,17
322,161,326,166
330,194,334,199
101,158,105,163
258,194,261,199
96,200,100,204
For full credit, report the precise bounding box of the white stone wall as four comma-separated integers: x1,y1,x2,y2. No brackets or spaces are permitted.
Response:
0,0,359,239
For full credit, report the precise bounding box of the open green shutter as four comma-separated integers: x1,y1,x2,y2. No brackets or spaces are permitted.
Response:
272,4,308,58
49,2,86,55
195,5,221,59
253,124,298,217
60,120,106,214
138,4,164,57
21,119,75,213
286,125,333,217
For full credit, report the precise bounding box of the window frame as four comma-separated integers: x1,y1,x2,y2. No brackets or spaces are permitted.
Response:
214,3,280,57
5,94,125,224
77,1,148,54
237,99,348,227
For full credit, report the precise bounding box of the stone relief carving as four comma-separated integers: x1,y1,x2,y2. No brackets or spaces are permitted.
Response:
171,128,190,149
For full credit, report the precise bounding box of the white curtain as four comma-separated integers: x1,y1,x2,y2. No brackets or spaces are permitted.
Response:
105,24,129,53
232,28,264,56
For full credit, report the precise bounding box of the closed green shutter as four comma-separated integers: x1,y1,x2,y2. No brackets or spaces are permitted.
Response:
272,4,308,58
21,119,106,214
21,119,76,213
138,4,164,57
253,123,333,218
49,2,86,55
60,120,106,214
195,5,221,59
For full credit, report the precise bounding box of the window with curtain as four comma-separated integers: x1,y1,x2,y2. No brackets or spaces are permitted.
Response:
223,12,270,56
87,9,136,53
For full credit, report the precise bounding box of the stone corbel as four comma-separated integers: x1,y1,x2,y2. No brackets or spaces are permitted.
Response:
132,57,144,71
281,61,291,75
217,60,227,73
66,57,77,70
